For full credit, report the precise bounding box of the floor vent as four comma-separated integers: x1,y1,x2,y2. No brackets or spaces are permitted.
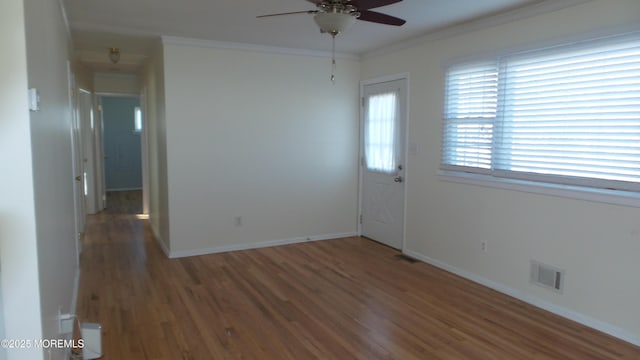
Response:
530,260,564,293
396,254,418,263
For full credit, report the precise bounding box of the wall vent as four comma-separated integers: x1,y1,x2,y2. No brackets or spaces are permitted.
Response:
530,260,564,293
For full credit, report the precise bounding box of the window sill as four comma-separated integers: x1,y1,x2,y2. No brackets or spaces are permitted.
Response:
438,171,640,209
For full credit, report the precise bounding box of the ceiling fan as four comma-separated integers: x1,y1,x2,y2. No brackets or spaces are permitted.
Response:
258,0,406,36
258,1,406,82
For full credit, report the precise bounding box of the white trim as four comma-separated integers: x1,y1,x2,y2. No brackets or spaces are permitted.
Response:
149,223,170,258
140,88,149,215
360,72,410,86
63,266,81,359
363,0,591,59
439,171,640,208
167,232,358,259
57,0,71,38
70,267,80,316
161,35,360,60
70,21,160,38
94,72,140,80
105,187,143,192
95,92,139,98
404,249,640,348
155,232,171,258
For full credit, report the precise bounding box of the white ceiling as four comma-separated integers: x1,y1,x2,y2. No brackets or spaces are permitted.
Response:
64,0,540,73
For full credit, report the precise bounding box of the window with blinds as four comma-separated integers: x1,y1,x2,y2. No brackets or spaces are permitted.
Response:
442,61,498,172
441,32,640,192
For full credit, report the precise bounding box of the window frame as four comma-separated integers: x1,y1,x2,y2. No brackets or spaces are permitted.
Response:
440,30,640,208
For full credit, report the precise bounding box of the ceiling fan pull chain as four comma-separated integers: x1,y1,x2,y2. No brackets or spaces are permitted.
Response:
331,34,337,84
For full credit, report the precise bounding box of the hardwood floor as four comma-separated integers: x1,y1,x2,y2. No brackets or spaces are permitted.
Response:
105,190,143,214
77,196,640,359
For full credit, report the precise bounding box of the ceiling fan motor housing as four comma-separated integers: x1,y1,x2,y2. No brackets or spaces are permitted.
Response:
257,0,406,31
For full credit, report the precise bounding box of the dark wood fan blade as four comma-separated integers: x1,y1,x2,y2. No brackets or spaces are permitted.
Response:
257,10,318,18
351,0,402,11
358,10,406,26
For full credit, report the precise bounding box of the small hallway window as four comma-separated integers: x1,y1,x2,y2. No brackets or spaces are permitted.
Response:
134,106,142,133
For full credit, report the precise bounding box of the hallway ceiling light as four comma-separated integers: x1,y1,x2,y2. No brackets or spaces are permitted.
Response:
109,48,120,64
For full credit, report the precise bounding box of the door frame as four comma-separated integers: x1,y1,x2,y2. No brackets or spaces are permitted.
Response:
96,92,148,214
67,61,85,260
358,73,410,251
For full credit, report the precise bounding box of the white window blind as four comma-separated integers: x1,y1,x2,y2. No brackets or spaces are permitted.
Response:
442,61,497,173
442,32,640,192
365,91,399,173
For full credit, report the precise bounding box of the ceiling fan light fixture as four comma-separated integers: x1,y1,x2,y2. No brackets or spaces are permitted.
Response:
313,12,357,36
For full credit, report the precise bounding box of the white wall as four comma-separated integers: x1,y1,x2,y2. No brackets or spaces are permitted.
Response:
0,282,4,360
162,39,361,256
142,41,171,251
0,1,43,359
25,0,79,358
94,72,140,94
362,0,640,344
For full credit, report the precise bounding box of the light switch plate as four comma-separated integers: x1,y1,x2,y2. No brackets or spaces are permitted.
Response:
28,88,40,111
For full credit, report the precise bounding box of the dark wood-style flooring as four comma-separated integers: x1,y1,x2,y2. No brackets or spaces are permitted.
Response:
77,191,640,359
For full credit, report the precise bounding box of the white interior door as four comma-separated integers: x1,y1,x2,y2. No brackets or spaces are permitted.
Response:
360,78,407,249
95,97,106,209
68,62,85,254
79,89,98,214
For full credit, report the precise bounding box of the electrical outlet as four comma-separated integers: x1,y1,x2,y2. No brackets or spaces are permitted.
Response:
481,241,487,252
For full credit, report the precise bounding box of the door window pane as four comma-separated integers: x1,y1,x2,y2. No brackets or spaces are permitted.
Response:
366,91,398,173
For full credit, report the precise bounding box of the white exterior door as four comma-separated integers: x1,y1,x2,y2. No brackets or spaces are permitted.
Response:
360,78,407,249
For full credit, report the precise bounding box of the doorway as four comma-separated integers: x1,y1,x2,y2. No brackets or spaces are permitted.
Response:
359,76,408,249
99,96,143,212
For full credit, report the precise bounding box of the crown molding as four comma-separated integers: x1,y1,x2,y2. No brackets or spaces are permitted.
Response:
70,22,359,60
70,22,159,38
76,49,147,64
161,36,360,61
94,72,140,80
363,0,593,59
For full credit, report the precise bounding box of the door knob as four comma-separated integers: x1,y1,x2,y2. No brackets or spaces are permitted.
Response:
393,176,403,183
74,175,82,182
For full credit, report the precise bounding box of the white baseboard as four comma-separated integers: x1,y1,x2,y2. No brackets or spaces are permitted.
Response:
156,236,171,258
168,232,358,259
150,226,171,258
70,266,80,316
106,187,142,192
63,266,81,359
403,249,640,347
